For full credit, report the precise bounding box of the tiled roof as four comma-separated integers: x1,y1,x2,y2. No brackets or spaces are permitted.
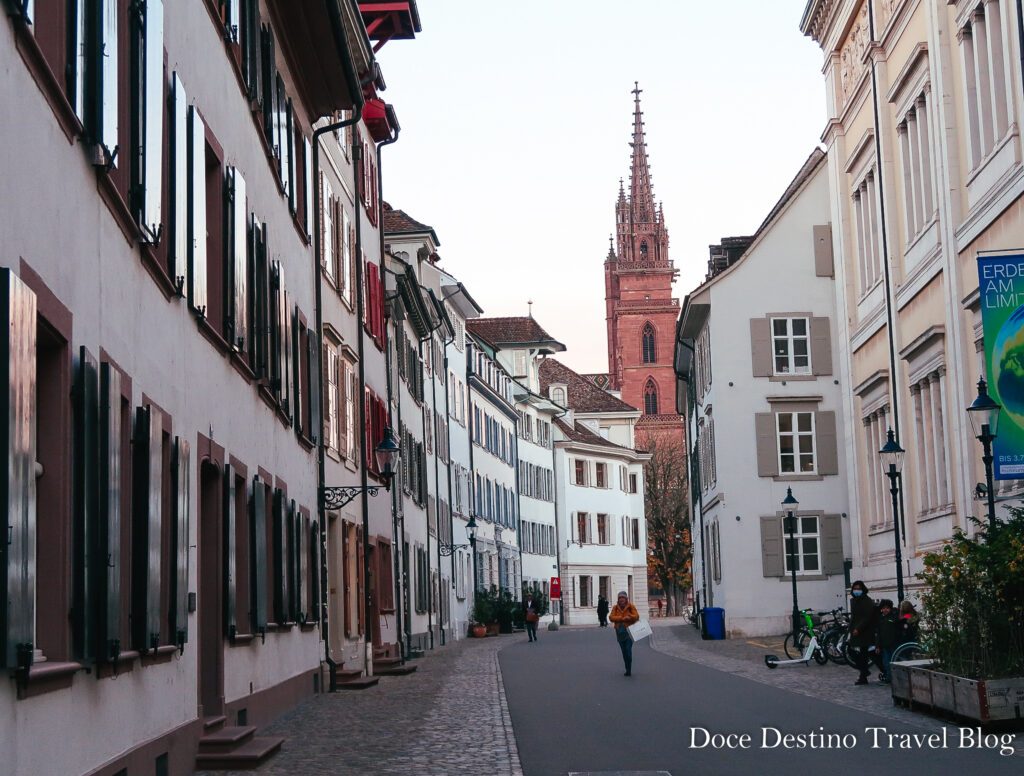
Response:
467,317,566,351
553,417,627,450
539,358,638,414
382,201,439,243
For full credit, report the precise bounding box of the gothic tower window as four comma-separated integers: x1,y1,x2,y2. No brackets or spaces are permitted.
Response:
644,379,659,415
640,241,648,259
641,323,656,363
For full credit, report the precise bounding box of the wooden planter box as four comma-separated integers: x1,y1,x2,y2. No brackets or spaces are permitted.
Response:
891,661,1024,723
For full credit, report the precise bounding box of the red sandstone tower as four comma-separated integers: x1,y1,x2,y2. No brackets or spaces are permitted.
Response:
604,84,683,440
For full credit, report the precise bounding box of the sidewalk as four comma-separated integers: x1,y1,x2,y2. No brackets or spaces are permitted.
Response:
195,634,523,776
648,618,961,730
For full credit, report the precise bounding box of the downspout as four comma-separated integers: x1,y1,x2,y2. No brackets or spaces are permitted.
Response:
386,305,405,658
867,1,908,546
441,337,456,638
432,326,455,646
419,336,434,650
312,93,363,690
374,124,405,657
466,345,478,592
513,413,523,602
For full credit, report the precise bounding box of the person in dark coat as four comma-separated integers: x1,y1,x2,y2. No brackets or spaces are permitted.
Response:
874,599,899,683
848,580,876,685
523,593,541,642
597,595,610,627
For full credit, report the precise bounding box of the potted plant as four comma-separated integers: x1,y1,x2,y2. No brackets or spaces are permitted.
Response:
470,589,492,638
890,507,1024,722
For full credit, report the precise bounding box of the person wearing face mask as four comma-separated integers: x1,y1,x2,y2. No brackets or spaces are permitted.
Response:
848,580,876,685
609,591,640,676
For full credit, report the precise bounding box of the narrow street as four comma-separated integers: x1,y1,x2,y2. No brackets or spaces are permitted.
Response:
199,619,1023,776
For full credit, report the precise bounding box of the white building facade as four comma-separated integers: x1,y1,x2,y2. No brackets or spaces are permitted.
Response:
676,150,851,637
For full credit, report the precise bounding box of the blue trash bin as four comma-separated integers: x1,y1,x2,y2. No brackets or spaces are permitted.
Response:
704,607,725,640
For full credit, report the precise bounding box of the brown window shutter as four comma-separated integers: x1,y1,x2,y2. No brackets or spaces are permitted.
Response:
250,476,268,635
754,412,779,477
171,436,190,649
813,224,834,278
223,465,237,638
759,516,785,577
810,317,833,376
821,514,844,575
750,318,772,377
816,411,839,475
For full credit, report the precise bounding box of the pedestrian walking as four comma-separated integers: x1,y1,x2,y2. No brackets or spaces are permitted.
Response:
609,591,640,676
847,580,877,685
874,598,898,683
597,595,610,627
657,598,663,617
523,593,541,642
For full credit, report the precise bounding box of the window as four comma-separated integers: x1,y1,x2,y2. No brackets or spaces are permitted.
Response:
513,350,527,377
896,93,936,240
597,514,608,544
641,323,656,363
910,370,951,514
323,343,339,453
574,459,587,486
783,515,820,574
551,387,566,405
777,412,816,474
595,462,607,488
578,576,592,607
643,379,659,415
852,171,882,294
129,0,165,242
576,512,590,544
772,318,810,375
629,473,638,494
599,576,610,602
958,2,1010,169
631,518,641,550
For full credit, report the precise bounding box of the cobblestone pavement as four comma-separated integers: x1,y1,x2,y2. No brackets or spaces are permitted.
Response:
650,616,1024,755
195,635,522,776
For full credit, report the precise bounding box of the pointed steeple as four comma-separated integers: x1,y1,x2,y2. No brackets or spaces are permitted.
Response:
629,82,655,227
607,235,616,259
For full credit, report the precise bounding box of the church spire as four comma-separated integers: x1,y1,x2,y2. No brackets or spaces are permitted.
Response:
629,82,655,227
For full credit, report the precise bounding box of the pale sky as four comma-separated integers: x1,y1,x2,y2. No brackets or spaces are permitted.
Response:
375,1,826,374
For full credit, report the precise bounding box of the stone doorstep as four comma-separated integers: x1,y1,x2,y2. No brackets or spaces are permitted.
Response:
202,715,227,732
194,736,284,770
373,663,417,676
198,725,258,751
336,675,380,689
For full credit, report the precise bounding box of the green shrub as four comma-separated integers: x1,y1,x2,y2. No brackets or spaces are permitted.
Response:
917,507,1024,679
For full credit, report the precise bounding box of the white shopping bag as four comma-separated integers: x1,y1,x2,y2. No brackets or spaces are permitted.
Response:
627,619,652,642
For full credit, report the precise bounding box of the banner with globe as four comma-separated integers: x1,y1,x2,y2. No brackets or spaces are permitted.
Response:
978,252,1024,480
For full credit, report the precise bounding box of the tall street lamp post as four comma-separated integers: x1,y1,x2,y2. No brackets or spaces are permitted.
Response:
466,516,479,592
879,429,906,603
967,377,1001,530
782,488,801,639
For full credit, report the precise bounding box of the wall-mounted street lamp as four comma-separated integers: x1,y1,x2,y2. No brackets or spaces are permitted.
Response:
319,427,401,510
439,515,477,556
879,428,906,603
967,377,1001,530
781,487,800,639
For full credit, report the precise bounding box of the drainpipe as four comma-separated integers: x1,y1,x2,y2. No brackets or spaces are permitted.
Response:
867,2,908,548
513,410,523,602
374,121,405,658
432,326,454,646
312,96,362,690
441,338,456,638
466,345,479,592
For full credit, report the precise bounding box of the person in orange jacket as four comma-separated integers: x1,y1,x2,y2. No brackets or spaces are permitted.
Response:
608,591,640,676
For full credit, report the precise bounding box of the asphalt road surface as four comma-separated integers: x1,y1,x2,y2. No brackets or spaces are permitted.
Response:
499,628,1021,776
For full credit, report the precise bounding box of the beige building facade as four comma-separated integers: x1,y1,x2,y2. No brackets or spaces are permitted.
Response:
801,0,1024,600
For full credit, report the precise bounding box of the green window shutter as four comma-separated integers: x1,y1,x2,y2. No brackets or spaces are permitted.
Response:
307,331,321,444
229,168,248,351
223,464,237,639
249,476,268,636
1,270,37,670
131,406,162,652
99,363,122,661
810,317,832,376
310,520,320,623
754,412,779,477
272,488,289,623
813,224,833,278
171,436,190,650
287,499,298,623
296,511,309,624
170,73,189,294
821,514,844,575
816,411,839,475
73,347,99,663
759,516,784,578
750,318,772,377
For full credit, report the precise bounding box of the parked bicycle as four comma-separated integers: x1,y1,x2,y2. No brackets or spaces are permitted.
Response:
784,607,848,661
889,640,927,664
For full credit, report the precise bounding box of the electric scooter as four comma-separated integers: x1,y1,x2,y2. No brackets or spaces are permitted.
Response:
764,609,829,668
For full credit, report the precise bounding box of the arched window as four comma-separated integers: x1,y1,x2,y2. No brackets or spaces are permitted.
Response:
640,240,649,259
644,380,659,415
641,323,656,363
552,387,566,405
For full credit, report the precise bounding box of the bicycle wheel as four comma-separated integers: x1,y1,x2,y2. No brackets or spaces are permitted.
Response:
813,645,829,665
821,628,844,663
891,641,926,663
784,629,810,659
